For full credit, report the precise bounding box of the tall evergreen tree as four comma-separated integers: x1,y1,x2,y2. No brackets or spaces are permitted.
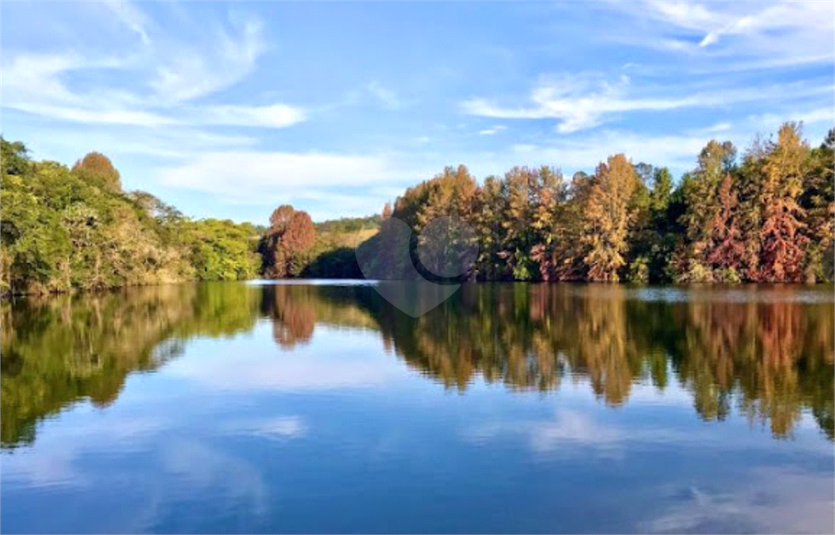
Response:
757,122,810,282
679,140,738,281
581,154,639,282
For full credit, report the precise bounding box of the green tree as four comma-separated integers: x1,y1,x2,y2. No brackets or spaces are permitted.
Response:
1,139,258,296
801,128,835,281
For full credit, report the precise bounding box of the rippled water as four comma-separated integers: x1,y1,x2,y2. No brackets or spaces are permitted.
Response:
1,282,833,533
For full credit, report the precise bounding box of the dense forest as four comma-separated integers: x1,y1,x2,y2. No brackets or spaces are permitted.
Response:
1,121,833,295
357,122,834,283
1,139,261,296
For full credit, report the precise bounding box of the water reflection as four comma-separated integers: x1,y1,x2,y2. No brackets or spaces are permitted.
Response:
366,284,834,440
2,282,832,449
1,283,260,448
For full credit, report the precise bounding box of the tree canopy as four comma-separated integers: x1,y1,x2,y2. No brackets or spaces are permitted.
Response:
2,121,833,295
1,139,259,295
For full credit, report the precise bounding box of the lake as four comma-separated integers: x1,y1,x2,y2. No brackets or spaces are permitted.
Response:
1,281,833,533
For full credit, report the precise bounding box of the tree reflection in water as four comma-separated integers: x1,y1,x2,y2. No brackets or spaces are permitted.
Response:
2,283,832,448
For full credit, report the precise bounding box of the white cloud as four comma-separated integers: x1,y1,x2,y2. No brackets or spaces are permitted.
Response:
10,102,177,127
461,407,676,458
19,126,258,161
635,0,833,62
156,150,408,199
695,121,733,134
5,100,306,129
478,125,507,135
503,130,710,171
641,0,717,30
640,468,835,534
0,8,302,130
165,327,412,390
102,0,151,45
528,409,624,451
225,416,308,440
745,107,835,131
0,53,128,106
193,103,306,129
1,45,304,129
149,18,264,102
461,73,832,133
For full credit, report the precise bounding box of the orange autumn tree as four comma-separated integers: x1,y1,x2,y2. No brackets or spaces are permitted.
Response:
704,173,745,280
678,139,738,281
263,205,316,278
71,152,122,192
581,154,640,281
758,122,810,282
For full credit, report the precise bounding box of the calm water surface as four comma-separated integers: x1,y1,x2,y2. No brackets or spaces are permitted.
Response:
1,282,833,533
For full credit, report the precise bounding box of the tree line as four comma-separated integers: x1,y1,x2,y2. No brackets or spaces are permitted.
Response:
353,122,833,283
3,120,833,295
1,139,261,296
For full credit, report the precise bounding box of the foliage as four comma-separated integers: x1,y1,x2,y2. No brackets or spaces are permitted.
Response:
345,123,833,284
71,151,122,192
581,154,640,281
261,205,317,278
0,139,259,295
315,215,380,234
3,121,833,290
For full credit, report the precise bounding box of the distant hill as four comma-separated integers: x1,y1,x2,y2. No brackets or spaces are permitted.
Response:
314,215,381,234
298,215,381,278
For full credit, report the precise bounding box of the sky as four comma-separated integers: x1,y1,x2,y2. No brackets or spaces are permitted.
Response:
1,1,833,224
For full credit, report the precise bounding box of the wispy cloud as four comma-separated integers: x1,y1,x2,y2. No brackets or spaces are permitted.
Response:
1,0,831,222
478,125,506,136
640,468,834,534
225,416,308,440
745,107,835,131
462,73,832,133
102,0,152,45
193,103,306,129
366,81,403,110
632,0,833,64
156,151,404,199
0,7,302,130
149,18,264,103
8,103,175,127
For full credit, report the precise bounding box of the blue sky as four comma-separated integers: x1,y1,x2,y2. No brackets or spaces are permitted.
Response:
1,1,833,223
